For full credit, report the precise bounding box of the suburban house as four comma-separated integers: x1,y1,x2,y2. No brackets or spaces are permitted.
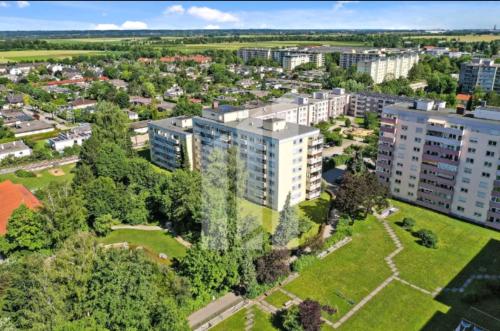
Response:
159,55,212,64
158,101,176,112
0,140,32,160
70,99,97,111
164,85,184,99
125,110,139,121
48,123,91,151
109,79,128,90
130,119,151,134
3,94,24,109
129,96,152,106
0,180,42,235
12,120,54,137
0,110,33,126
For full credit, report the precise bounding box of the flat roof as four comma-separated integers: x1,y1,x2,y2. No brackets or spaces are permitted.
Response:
12,120,53,133
149,117,193,134
248,102,298,118
0,140,30,154
194,116,319,140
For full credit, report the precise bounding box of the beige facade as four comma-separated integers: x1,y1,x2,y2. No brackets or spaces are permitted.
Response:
377,103,500,230
357,53,419,84
282,54,310,71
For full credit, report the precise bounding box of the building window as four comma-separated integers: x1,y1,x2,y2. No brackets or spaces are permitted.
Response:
476,201,484,208
400,135,407,140
466,158,474,164
457,206,465,212
464,168,472,174
460,187,468,193
481,172,491,178
467,147,476,153
488,140,497,146
469,138,478,144
462,178,470,184
484,161,493,168
474,212,482,218
486,151,495,157
415,137,422,143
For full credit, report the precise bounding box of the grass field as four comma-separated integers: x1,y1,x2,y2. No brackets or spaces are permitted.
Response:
264,290,293,309
406,34,500,42
100,229,187,264
277,200,500,330
0,163,75,191
284,216,394,323
211,306,278,331
161,40,365,52
0,50,104,63
239,191,330,247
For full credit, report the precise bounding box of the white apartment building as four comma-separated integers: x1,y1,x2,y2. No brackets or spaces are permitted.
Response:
192,108,323,210
377,102,500,230
357,53,419,84
237,48,273,63
340,50,383,68
282,54,310,71
148,116,194,171
48,123,92,151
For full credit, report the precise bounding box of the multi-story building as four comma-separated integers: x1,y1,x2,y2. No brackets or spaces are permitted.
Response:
348,92,421,117
357,53,419,84
48,123,92,151
459,58,500,93
248,89,349,126
376,101,500,230
340,50,383,68
237,48,273,63
282,54,310,71
191,108,323,210
148,116,194,171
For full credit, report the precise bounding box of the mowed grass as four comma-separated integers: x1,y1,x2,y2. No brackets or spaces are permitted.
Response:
406,34,500,42
239,191,330,247
264,290,293,309
386,200,500,292
162,40,365,52
339,281,449,331
0,50,104,63
100,229,186,260
211,306,278,331
0,163,75,191
284,216,394,323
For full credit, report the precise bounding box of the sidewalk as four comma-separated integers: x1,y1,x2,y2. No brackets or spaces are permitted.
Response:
0,156,79,175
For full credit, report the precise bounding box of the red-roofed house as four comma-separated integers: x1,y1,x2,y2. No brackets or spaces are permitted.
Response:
0,180,42,234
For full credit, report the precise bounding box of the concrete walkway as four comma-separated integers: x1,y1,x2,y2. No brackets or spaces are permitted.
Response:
188,292,245,330
0,155,79,175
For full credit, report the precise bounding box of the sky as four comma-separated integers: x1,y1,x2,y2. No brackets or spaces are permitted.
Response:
0,1,498,31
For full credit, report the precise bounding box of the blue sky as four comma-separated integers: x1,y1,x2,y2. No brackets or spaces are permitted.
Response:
0,1,498,31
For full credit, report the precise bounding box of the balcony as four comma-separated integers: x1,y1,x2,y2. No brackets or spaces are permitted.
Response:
380,126,396,134
308,156,322,165
309,137,324,146
380,136,395,144
306,189,321,200
308,164,322,173
418,182,453,195
381,117,397,125
422,154,459,167
308,148,322,157
423,144,460,158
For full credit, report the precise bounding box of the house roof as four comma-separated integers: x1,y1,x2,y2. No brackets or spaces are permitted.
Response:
456,94,472,102
0,180,42,234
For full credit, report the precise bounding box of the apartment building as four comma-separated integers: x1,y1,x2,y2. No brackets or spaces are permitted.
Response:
459,58,500,93
191,108,322,210
357,53,419,84
148,116,194,171
376,101,500,230
282,54,310,71
248,89,349,126
340,50,383,68
348,92,421,117
237,48,273,63
48,123,92,151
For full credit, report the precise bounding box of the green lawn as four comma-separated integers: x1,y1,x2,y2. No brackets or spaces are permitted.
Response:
0,164,75,191
100,229,187,263
0,50,104,63
284,216,394,323
239,192,330,247
264,290,293,309
386,200,500,292
211,306,278,331
339,281,449,331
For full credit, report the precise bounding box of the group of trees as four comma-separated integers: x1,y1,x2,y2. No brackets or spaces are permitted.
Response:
323,58,373,92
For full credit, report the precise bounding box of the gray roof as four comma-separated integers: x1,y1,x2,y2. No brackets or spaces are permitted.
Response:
0,140,31,155
149,117,193,135
248,102,298,118
12,120,54,134
194,116,319,141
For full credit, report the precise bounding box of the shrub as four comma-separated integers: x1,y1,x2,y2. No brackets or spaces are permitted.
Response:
401,217,416,231
346,133,354,140
344,118,351,127
255,249,290,284
14,169,36,178
292,254,319,272
415,229,438,248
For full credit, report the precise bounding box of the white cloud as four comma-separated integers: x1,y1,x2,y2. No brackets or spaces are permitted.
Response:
165,4,184,14
16,1,29,8
204,24,220,29
333,1,358,11
187,6,239,23
0,2,9,8
94,23,120,30
93,21,148,30
121,20,148,29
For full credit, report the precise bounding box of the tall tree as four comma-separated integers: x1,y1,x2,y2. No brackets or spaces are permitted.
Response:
91,101,132,153
273,193,300,247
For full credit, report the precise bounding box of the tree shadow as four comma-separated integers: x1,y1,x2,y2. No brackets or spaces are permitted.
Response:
421,239,500,331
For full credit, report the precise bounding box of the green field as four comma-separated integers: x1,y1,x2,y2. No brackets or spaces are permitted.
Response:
0,50,104,63
100,229,187,265
239,191,330,247
0,163,75,191
211,306,278,331
162,40,365,52
406,34,500,42
264,290,293,309
277,200,500,330
284,216,394,323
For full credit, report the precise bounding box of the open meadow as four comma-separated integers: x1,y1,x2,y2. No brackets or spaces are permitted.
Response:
407,34,500,42
0,50,104,63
